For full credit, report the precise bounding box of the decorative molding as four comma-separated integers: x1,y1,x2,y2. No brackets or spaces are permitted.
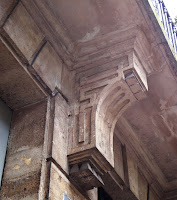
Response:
68,148,111,175
74,26,153,74
68,148,125,191
124,64,148,100
21,0,76,69
68,44,150,192
70,162,104,191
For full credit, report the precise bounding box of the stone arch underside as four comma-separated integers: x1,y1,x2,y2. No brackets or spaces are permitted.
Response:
95,80,136,166
68,74,141,191
68,32,149,191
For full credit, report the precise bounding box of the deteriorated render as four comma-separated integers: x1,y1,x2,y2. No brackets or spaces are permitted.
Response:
0,0,177,199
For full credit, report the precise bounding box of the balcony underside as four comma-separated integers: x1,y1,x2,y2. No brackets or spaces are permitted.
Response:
0,0,177,199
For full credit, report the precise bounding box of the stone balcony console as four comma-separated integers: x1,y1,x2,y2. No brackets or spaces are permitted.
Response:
0,0,177,200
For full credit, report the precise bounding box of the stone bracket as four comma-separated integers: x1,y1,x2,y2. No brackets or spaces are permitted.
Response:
68,148,128,193
70,162,104,191
68,148,113,190
124,68,148,100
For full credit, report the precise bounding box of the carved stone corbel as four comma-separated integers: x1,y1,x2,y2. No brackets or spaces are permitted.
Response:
68,28,149,190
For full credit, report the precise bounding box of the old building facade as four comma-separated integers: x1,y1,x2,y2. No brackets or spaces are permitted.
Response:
0,0,177,199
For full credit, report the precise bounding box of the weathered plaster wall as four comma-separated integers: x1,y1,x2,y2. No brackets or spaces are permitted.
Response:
51,94,69,173
1,0,176,199
49,163,87,200
49,94,95,200
0,93,91,200
0,1,80,198
0,101,47,199
1,1,74,101
126,150,160,200
113,136,124,182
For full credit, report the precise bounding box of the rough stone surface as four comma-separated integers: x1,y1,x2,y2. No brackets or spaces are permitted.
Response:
52,94,69,173
149,188,160,200
0,101,47,199
3,2,44,62
113,136,124,181
49,163,86,200
0,39,46,110
0,0,177,199
127,151,148,200
32,41,74,100
0,0,16,26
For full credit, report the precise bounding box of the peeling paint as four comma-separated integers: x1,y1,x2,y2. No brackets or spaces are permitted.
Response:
12,165,20,170
78,26,100,43
21,157,32,165
16,146,29,153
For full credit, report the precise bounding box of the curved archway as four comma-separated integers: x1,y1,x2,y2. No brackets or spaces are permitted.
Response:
95,79,136,166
